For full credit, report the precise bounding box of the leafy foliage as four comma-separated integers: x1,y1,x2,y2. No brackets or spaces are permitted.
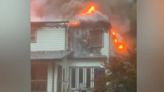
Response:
105,50,136,92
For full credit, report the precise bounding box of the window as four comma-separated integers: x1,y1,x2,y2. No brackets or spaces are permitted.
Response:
68,29,104,56
69,67,104,90
31,62,48,92
71,68,76,88
94,68,106,92
88,30,103,48
31,30,37,43
79,68,83,84
86,68,91,88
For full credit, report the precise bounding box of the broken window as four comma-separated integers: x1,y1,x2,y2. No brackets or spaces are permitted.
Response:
68,29,104,56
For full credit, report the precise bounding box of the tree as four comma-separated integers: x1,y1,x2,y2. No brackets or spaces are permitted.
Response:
105,49,136,92
94,1,136,92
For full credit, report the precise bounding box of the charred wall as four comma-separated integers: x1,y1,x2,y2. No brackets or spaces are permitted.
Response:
68,27,107,57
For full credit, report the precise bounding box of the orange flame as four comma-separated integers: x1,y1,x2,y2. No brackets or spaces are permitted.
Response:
118,44,124,49
112,32,116,36
114,39,118,43
87,6,95,14
117,42,126,52
110,28,127,53
80,3,97,15
68,20,80,27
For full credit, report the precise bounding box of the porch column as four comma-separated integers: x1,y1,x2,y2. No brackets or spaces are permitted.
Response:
47,62,53,92
62,57,69,92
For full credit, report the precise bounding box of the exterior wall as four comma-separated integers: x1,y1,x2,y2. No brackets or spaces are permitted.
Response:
31,27,66,51
101,32,109,57
31,27,110,56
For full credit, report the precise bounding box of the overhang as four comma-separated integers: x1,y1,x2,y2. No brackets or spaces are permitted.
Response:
31,50,72,60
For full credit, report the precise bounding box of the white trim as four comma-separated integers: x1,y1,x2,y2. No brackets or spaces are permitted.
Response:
47,63,53,92
68,61,102,67
61,68,65,92
76,68,79,89
84,68,87,88
82,68,85,88
91,68,94,88
70,68,72,89
93,68,95,88
54,64,58,92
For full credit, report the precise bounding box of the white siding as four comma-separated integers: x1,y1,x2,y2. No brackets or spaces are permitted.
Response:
101,33,109,57
31,27,66,51
66,60,103,67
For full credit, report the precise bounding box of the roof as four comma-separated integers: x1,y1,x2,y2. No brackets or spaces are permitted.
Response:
68,55,107,60
31,50,107,61
31,50,72,60
31,21,69,31
72,11,111,29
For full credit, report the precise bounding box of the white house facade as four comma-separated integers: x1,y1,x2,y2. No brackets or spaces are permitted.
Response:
31,21,111,92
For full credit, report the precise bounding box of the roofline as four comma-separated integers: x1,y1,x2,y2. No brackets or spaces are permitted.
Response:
31,56,107,61
31,20,70,23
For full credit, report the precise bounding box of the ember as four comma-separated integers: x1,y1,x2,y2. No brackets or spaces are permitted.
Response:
118,44,124,49
117,42,126,52
114,39,118,43
112,31,116,36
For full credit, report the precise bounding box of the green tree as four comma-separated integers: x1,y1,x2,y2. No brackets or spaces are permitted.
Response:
104,45,136,92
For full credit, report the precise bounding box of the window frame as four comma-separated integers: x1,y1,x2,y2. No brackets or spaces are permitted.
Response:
69,67,99,90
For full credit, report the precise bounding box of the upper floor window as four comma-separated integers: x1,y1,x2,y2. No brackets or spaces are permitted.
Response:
68,28,104,56
88,30,103,48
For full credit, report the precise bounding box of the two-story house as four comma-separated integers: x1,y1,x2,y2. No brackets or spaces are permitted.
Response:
31,15,111,92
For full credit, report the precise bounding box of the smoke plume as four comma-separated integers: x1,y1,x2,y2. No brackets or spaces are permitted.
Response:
31,0,89,21
31,0,136,33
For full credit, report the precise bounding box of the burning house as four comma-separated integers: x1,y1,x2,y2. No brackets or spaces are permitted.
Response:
31,3,112,92
68,11,110,57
